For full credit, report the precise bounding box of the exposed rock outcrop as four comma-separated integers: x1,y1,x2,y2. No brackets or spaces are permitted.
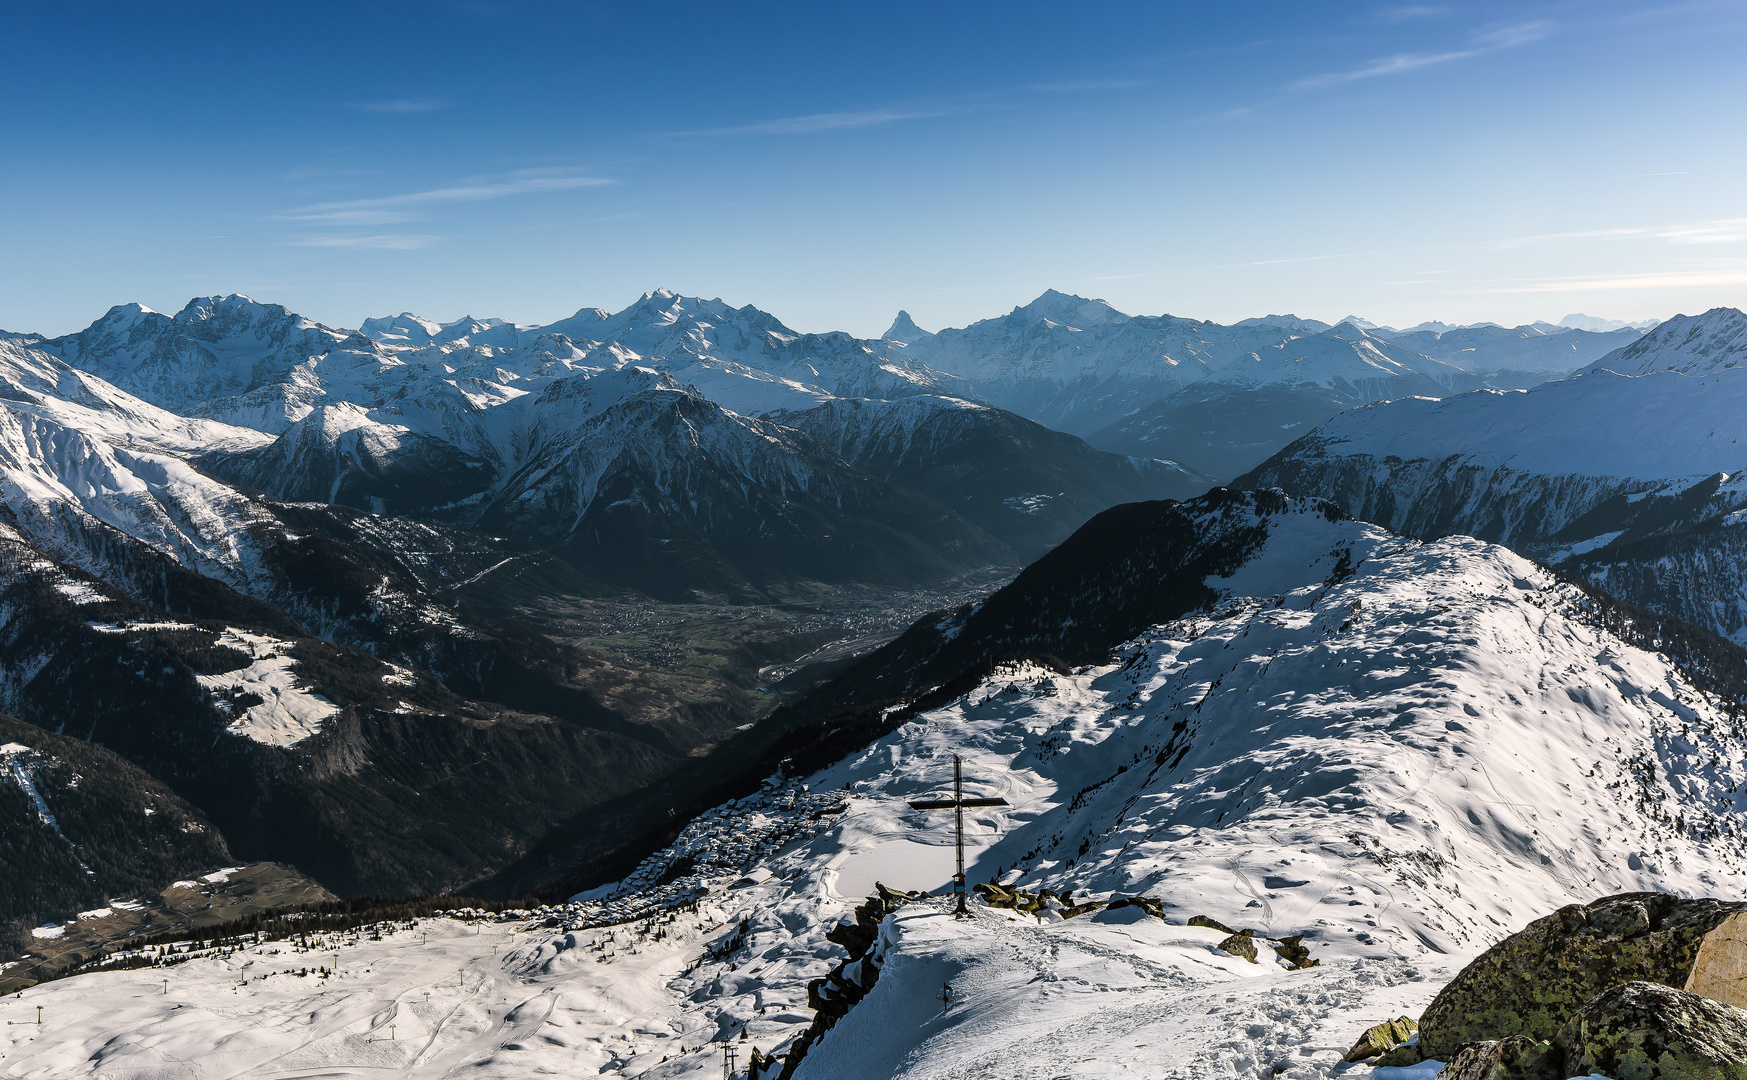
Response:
776,882,922,1080
1560,980,1747,1080
1418,892,1746,1058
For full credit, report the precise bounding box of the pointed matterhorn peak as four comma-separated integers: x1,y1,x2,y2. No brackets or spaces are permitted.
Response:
884,310,932,342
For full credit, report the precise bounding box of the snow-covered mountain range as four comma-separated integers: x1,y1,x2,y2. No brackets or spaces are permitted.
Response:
34,292,1217,598
0,281,1712,1015
881,291,1640,477
1241,306,1747,647
9,490,1745,1078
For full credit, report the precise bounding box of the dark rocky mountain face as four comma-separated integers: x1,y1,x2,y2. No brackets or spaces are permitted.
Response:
785,488,1356,720
0,715,233,943
774,397,1214,562
198,411,497,520
1085,383,1356,480
0,511,859,911
473,391,1018,602
0,530,675,898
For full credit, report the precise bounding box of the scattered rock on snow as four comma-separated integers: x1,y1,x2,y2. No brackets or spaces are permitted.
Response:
972,883,1109,919
1217,929,1259,963
1273,933,1319,971
1188,913,1237,934
1341,1015,1418,1062
1103,896,1166,919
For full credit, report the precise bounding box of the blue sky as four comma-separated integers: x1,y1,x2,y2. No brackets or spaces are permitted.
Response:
3,0,1745,336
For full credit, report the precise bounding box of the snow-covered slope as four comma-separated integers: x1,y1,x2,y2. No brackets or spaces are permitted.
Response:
1238,364,1747,645
44,297,1024,597
48,296,355,428
0,337,294,595
894,291,1444,432
13,491,1747,1078
1579,306,1747,376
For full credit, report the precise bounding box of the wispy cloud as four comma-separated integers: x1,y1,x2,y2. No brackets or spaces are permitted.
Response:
670,108,951,137
1474,269,1747,294
285,234,441,250
1495,217,1747,248
281,168,612,226
350,98,451,114
1290,20,1549,90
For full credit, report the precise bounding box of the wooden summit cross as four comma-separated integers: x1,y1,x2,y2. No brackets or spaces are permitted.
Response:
908,755,1008,915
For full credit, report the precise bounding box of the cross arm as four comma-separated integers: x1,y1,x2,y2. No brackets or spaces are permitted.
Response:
906,797,1010,809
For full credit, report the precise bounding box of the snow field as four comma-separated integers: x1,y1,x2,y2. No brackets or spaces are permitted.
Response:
795,902,1449,1080
194,630,339,748
12,519,1747,1077
0,915,798,1079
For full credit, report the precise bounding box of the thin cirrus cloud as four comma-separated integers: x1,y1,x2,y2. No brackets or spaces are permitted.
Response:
281,169,613,227
1290,21,1549,91
1494,217,1747,248
1476,269,1747,294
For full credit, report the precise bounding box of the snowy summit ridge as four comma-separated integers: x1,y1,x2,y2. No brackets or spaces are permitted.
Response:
8,491,1745,1078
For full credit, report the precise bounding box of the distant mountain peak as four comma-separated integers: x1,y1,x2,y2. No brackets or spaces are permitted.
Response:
1233,314,1332,333
1583,307,1747,377
1011,290,1124,326
1560,313,1659,333
884,310,932,342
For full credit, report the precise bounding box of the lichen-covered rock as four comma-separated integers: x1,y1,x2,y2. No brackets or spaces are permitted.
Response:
973,883,1109,918
1558,981,1747,1080
1439,1035,1561,1080
1189,914,1238,935
1372,1040,1426,1067
1274,934,1319,970
1342,1016,1418,1062
1418,892,1746,1058
1217,929,1259,963
1104,896,1166,919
